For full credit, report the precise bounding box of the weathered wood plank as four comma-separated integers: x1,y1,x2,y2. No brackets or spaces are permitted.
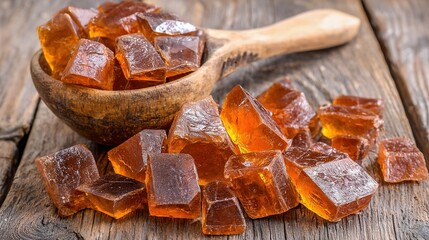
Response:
0,0,428,239
362,0,429,164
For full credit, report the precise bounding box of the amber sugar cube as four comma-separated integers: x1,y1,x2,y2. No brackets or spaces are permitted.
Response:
116,33,166,82
88,1,159,41
108,129,167,183
333,95,384,117
168,96,236,185
138,12,198,43
296,158,378,222
220,85,289,153
318,105,383,139
154,36,204,77
146,153,201,219
61,39,115,90
332,135,370,162
378,137,428,182
225,150,299,219
202,181,246,235
38,13,83,79
290,127,313,149
77,174,146,219
57,6,98,35
35,144,99,216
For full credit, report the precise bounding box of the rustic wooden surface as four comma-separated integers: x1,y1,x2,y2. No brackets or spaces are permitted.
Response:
0,0,428,239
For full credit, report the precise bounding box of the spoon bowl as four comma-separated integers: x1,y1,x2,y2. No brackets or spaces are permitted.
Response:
31,9,360,145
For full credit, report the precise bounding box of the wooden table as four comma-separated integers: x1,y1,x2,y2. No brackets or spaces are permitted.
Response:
0,0,428,239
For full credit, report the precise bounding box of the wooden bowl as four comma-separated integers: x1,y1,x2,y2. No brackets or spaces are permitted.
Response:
31,9,360,145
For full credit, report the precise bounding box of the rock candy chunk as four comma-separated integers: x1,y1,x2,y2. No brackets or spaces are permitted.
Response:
333,95,384,117
108,129,167,183
146,153,201,219
61,39,115,90
220,85,289,153
378,137,428,182
202,181,246,235
154,36,204,77
296,158,378,222
77,174,146,219
37,13,83,78
224,150,299,219
116,33,166,82
168,96,236,185
332,135,370,162
35,144,99,216
58,6,98,35
290,127,313,149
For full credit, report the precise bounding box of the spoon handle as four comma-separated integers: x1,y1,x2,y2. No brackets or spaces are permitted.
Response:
205,9,361,77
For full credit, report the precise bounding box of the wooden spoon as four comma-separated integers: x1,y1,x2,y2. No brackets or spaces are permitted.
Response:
31,9,360,146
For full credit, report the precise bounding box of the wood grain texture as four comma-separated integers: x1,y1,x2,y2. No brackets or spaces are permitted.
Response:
0,0,428,239
362,0,429,165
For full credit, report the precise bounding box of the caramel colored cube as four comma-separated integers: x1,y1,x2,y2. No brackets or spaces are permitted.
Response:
202,181,246,235
168,97,236,185
318,105,383,139
37,13,83,78
108,129,167,183
57,6,98,35
154,36,204,77
77,174,146,219
116,33,166,82
220,85,289,153
378,137,428,182
146,153,201,219
332,135,370,162
290,127,313,149
224,150,299,219
61,39,115,90
333,95,383,117
296,158,378,222
35,144,99,216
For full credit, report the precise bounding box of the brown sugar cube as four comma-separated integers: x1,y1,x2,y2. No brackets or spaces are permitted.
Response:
331,135,370,162
224,150,299,219
333,95,384,117
146,153,201,219
258,80,316,139
154,36,204,77
112,60,163,90
77,174,146,219
116,33,166,82
108,129,167,183
202,181,246,235
284,142,348,185
37,13,83,79
35,144,99,216
138,12,198,43
220,85,289,153
88,1,159,41
296,158,378,222
318,105,383,139
378,137,428,182
168,97,236,185
61,39,115,90
57,6,98,35
290,127,313,149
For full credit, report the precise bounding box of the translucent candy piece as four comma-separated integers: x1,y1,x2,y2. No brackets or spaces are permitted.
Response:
62,39,115,90
296,158,378,222
37,13,83,79
138,12,198,43
146,153,201,219
35,144,99,216
318,105,383,139
333,95,384,117
154,36,204,77
57,6,98,35
220,85,290,153
290,127,313,149
258,80,316,139
378,137,428,182
108,129,167,182
224,150,299,219
332,135,370,162
116,33,166,82
202,181,246,235
77,174,146,219
168,96,236,185
88,1,159,41
284,142,347,185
